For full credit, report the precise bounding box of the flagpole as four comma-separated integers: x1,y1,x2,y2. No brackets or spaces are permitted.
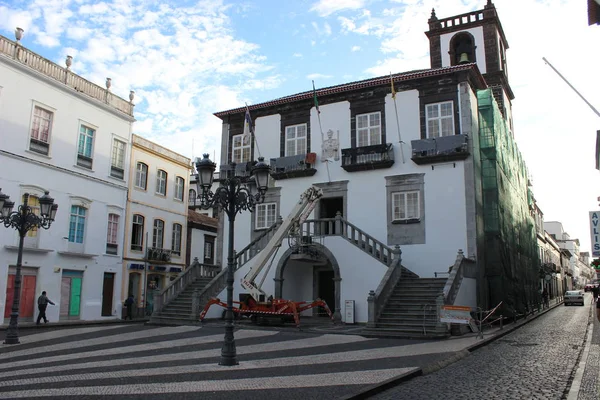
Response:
390,73,406,164
312,80,325,142
245,103,262,158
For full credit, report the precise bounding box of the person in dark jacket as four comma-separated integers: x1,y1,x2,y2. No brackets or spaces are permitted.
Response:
36,291,55,324
124,294,135,320
592,285,599,303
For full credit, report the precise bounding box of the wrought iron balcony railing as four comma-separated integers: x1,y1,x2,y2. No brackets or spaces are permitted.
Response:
341,143,394,172
146,247,172,262
269,153,317,180
411,134,469,165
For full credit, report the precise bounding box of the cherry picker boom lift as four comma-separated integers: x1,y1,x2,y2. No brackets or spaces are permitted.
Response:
199,186,334,327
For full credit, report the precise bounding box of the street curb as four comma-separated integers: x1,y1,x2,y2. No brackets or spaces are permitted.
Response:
467,301,562,353
339,367,422,400
0,318,148,332
566,305,594,400
340,301,563,399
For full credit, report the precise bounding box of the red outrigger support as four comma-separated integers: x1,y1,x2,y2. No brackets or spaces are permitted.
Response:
199,296,334,328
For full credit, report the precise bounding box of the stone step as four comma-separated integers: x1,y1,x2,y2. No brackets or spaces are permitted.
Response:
394,287,444,292
385,299,439,305
154,311,195,319
375,322,444,331
379,311,438,318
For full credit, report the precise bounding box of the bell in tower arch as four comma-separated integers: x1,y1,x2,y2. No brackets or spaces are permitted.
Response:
451,32,476,65
458,52,470,64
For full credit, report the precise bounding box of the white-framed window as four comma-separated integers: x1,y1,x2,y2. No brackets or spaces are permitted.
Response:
77,124,95,169
255,202,277,230
131,214,144,251
189,189,197,206
356,112,381,147
153,219,165,249
110,139,126,179
392,191,420,221
231,134,251,163
174,176,184,201
204,242,212,260
29,106,53,155
171,223,182,256
156,170,167,196
426,101,454,138
68,205,87,244
285,124,307,156
135,162,148,190
24,194,40,248
106,213,119,255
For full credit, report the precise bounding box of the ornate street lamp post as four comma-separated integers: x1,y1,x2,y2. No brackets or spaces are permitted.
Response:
0,189,58,344
195,154,270,366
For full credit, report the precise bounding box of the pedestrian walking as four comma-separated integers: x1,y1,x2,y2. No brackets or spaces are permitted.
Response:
542,288,549,309
592,285,599,303
124,294,135,320
36,291,55,324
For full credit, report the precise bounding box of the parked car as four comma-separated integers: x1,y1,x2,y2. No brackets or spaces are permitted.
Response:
564,290,585,306
585,284,594,292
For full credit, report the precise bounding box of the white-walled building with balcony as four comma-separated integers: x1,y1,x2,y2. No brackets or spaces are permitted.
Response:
122,134,191,316
199,2,539,325
0,32,135,323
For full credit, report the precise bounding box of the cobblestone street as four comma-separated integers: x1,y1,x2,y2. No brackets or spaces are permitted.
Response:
372,297,593,400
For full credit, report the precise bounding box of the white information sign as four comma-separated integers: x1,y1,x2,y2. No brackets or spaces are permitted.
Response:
590,211,600,257
345,300,355,324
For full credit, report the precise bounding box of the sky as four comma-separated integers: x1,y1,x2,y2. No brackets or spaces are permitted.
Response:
0,0,599,254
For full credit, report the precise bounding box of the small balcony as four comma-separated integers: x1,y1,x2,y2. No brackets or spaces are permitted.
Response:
29,138,50,155
218,161,255,182
411,134,469,165
341,143,394,172
110,165,124,180
76,154,93,169
146,247,172,262
270,153,317,180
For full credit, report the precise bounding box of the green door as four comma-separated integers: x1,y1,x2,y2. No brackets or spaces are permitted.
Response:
69,277,82,316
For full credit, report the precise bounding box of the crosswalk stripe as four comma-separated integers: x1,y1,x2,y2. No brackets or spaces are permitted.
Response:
0,333,371,377
0,325,127,349
0,342,455,388
0,329,279,369
0,325,199,360
0,368,417,398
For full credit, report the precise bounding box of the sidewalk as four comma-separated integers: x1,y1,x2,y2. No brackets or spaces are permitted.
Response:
0,317,148,332
567,299,599,400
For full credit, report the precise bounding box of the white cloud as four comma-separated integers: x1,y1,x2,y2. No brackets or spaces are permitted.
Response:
293,52,303,58
307,73,333,80
351,45,360,52
310,0,366,17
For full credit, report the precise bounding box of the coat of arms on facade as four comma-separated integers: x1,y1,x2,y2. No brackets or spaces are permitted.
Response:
321,129,340,161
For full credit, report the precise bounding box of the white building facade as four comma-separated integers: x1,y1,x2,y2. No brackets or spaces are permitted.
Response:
186,210,218,267
122,135,190,317
0,33,135,323
202,2,539,323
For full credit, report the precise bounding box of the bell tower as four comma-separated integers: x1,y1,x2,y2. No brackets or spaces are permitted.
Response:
425,1,514,121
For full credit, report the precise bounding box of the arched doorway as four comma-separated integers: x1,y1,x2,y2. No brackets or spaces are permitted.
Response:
274,243,342,322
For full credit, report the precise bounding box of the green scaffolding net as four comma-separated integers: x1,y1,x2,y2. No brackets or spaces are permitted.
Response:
477,89,540,316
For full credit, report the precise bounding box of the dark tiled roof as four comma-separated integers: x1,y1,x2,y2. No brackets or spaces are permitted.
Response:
188,210,218,229
214,64,486,118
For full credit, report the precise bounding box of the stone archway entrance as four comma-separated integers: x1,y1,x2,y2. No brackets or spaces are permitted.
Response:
274,243,342,322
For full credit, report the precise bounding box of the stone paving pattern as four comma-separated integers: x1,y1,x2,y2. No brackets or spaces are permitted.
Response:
373,298,592,400
0,296,596,399
0,322,461,400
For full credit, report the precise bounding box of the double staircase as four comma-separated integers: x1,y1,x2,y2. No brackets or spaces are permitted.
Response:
149,215,460,339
